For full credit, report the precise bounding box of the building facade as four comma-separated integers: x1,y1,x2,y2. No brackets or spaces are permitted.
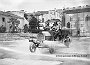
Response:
48,9,63,21
63,5,90,36
33,9,63,27
0,11,10,32
33,11,49,22
0,11,24,32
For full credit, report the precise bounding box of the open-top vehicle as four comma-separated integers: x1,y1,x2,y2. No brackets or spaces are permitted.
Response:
29,28,72,54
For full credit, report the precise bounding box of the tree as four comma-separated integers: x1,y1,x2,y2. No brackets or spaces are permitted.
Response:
28,15,39,33
9,17,20,33
29,16,37,29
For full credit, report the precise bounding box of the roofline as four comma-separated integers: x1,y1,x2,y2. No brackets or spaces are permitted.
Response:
0,11,24,19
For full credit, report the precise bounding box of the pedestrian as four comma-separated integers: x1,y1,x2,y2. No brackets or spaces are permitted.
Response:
24,24,28,33
9,25,12,33
77,29,80,36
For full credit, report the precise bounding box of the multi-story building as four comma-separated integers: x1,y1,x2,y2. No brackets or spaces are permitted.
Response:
35,9,63,27
48,8,63,21
55,9,63,21
0,11,23,32
33,9,63,22
63,5,90,36
34,11,49,22
48,10,56,20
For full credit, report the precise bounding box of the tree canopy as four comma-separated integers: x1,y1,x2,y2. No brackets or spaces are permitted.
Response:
29,16,38,29
9,18,20,25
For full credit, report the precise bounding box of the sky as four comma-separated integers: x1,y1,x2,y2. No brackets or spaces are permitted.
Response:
0,0,90,13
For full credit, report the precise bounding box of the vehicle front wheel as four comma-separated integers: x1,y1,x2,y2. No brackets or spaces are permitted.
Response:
29,43,36,53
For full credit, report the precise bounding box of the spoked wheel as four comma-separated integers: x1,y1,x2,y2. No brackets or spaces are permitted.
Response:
29,43,37,53
49,48,54,54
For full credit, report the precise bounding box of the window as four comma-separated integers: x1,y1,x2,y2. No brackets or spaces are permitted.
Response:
42,18,44,22
70,17,72,21
85,15,90,21
2,17,5,22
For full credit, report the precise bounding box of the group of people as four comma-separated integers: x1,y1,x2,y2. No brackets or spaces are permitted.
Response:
49,22,70,41
9,24,20,33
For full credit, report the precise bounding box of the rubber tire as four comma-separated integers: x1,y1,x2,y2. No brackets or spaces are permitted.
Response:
49,48,54,54
29,43,36,53
64,39,70,48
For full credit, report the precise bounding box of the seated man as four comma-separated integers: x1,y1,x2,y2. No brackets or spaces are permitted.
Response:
54,29,62,40
50,23,62,41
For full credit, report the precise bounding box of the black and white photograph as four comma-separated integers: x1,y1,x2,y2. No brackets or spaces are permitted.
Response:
0,0,90,65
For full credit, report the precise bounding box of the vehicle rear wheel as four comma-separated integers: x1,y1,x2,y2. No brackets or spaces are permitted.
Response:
49,48,54,54
64,39,70,48
29,43,36,53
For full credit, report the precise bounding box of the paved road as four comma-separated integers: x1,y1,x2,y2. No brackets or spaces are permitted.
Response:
0,37,90,65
